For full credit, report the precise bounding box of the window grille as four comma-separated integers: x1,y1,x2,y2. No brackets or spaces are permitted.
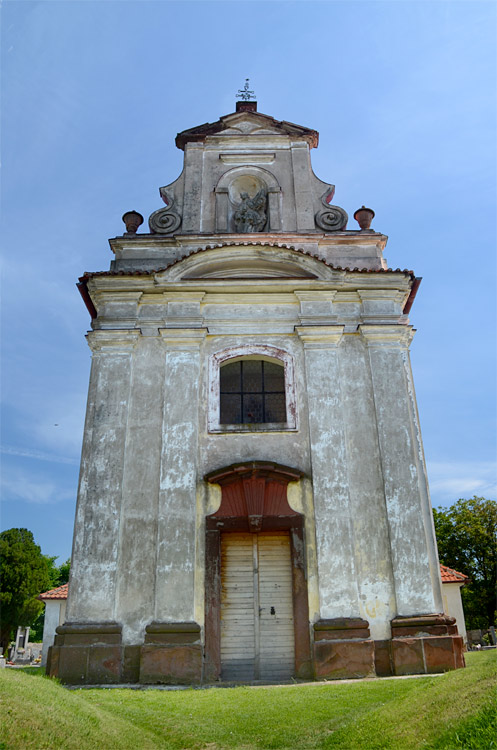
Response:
220,360,286,424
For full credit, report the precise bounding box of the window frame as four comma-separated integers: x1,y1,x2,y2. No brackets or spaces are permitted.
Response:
208,345,298,433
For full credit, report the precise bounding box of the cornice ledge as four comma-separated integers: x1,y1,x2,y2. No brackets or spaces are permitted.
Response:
295,325,344,347
158,328,208,347
86,329,141,352
359,324,415,348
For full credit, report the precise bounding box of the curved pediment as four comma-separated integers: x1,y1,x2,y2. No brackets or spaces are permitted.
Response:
157,244,338,282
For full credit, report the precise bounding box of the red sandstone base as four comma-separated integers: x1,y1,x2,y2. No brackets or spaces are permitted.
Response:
49,614,465,684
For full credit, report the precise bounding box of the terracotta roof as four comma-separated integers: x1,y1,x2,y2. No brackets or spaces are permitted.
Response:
440,564,469,584
38,582,68,600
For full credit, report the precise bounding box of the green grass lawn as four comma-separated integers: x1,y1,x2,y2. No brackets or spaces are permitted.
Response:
0,651,495,750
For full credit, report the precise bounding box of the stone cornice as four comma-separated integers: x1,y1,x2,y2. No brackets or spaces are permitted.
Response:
86,274,412,296
109,232,389,255
359,324,415,348
295,325,345,347
158,328,207,347
86,329,141,353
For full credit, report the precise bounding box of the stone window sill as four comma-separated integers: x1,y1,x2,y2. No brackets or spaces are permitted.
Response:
209,422,297,434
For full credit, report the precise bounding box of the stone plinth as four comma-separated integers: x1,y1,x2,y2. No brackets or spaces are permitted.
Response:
313,618,375,679
50,622,123,684
139,622,202,684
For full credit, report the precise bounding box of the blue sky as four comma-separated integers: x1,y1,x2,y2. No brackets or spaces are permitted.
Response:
1,0,496,564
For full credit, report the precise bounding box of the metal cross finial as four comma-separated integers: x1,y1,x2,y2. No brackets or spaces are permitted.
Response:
237,78,256,101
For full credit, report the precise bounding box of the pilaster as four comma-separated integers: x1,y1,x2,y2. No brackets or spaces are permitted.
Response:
154,329,207,622
291,142,315,232
360,325,439,616
115,336,166,643
67,330,140,622
337,334,397,639
182,143,204,233
296,326,360,619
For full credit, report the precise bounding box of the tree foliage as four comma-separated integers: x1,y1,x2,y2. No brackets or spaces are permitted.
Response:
433,497,497,630
0,529,52,653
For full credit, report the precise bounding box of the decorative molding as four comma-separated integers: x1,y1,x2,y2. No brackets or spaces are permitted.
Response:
208,344,298,432
205,461,303,532
295,325,344,348
315,188,348,232
294,291,338,326
359,324,414,349
220,153,275,164
149,191,182,234
158,328,207,348
86,329,141,353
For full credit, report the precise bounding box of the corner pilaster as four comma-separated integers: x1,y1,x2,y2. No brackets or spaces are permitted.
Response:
68,329,141,623
360,324,440,616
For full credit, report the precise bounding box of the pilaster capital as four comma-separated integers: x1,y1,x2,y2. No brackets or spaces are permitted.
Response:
295,325,344,348
161,292,206,304
86,329,141,353
359,324,414,349
356,289,406,304
294,291,338,303
159,327,207,349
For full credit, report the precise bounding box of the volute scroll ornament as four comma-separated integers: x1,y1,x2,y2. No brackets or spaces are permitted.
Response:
148,190,182,234
315,188,348,232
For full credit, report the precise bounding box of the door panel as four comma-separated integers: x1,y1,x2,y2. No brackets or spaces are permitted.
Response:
220,533,255,680
220,531,295,681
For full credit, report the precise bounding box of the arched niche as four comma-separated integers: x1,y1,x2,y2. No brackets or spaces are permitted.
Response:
214,166,282,233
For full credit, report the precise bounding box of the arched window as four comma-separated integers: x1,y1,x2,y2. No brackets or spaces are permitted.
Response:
220,359,286,424
208,346,297,432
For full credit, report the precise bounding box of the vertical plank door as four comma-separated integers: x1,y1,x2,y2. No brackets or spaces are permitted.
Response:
220,533,256,680
220,531,295,681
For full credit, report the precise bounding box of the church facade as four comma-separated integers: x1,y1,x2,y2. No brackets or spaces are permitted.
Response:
49,99,464,684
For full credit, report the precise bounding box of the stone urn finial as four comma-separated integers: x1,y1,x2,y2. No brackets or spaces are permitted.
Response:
122,210,144,235
353,206,375,231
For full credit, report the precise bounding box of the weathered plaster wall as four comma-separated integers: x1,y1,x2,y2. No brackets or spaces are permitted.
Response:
154,329,205,628
361,326,439,615
442,583,467,643
338,334,397,639
41,600,66,666
70,256,439,649
67,330,140,623
297,326,361,619
114,336,164,643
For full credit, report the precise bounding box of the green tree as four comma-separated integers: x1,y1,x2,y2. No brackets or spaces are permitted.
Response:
433,497,497,630
0,529,52,654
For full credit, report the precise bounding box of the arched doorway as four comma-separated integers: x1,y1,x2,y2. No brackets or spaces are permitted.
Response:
204,461,312,681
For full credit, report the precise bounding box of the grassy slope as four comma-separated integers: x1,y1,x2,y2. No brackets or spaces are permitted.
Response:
0,652,495,750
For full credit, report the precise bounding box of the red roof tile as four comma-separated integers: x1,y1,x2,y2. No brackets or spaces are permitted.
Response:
440,564,469,584
38,582,68,600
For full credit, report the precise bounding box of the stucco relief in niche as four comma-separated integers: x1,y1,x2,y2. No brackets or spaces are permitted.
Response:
215,166,281,233
148,189,182,234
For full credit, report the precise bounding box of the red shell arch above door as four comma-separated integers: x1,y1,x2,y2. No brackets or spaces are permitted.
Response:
205,461,304,532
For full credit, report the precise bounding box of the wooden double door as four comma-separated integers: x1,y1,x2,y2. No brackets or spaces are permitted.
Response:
220,531,295,681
